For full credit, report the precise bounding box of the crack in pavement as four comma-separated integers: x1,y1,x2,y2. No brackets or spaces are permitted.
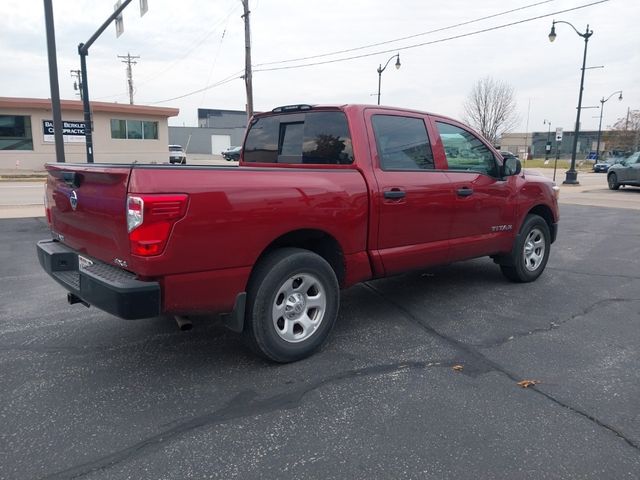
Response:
362,282,640,454
40,359,457,480
469,297,640,349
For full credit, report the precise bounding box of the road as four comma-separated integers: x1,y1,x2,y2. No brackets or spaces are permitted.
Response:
1,206,639,479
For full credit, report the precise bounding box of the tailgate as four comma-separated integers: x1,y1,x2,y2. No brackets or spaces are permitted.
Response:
46,164,132,266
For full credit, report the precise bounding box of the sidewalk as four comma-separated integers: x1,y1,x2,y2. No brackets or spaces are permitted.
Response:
525,168,640,210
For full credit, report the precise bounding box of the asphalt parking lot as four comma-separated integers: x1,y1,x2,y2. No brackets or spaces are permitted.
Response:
1,202,640,479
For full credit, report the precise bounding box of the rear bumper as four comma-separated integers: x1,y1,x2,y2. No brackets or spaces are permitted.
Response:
37,240,161,320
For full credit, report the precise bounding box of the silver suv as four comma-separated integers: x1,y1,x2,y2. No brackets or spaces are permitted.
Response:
169,145,187,165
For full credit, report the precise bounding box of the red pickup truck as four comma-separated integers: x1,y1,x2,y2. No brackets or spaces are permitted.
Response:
38,104,559,362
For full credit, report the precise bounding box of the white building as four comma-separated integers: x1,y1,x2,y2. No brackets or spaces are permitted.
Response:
0,97,179,170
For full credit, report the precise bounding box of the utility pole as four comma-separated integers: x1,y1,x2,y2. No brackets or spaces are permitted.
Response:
241,0,253,120
117,52,139,105
70,69,83,99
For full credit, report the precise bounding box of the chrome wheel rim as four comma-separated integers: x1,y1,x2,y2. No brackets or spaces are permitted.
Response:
523,227,546,272
272,273,326,343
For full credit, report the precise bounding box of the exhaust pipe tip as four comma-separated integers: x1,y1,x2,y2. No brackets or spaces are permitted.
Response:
174,315,193,331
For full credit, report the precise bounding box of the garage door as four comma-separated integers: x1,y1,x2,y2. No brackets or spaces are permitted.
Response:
211,135,231,155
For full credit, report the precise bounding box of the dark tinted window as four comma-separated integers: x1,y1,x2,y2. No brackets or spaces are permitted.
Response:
244,111,354,164
244,116,279,163
436,122,498,176
279,121,304,160
371,115,434,170
0,115,33,150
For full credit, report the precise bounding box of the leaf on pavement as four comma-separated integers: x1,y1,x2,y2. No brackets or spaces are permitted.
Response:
517,379,541,388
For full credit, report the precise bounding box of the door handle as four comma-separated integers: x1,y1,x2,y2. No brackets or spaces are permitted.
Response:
457,187,473,197
384,189,406,200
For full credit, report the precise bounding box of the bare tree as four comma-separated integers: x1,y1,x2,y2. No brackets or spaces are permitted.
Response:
462,76,519,145
603,109,640,154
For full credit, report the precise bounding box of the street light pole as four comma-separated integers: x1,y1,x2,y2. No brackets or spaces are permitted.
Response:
376,54,401,106
595,90,623,161
548,20,593,185
544,119,552,162
78,0,133,163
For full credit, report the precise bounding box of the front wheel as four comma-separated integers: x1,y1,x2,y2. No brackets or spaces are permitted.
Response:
500,214,550,283
608,173,620,190
244,248,340,362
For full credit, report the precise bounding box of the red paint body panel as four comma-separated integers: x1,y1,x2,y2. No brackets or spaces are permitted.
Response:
43,104,559,318
47,164,131,262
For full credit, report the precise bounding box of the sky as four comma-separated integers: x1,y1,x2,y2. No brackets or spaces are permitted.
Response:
2,0,638,135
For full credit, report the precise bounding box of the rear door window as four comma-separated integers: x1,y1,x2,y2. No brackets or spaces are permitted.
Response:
244,111,354,164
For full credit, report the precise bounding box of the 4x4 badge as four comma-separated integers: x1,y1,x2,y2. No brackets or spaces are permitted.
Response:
69,190,78,211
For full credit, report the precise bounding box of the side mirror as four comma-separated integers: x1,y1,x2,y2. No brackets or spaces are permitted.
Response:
503,157,521,176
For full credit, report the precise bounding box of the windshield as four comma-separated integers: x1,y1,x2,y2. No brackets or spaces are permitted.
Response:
169,146,183,152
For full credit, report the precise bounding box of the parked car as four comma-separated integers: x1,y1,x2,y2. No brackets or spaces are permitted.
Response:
593,158,615,173
222,146,242,161
169,145,186,164
37,104,559,362
607,152,640,189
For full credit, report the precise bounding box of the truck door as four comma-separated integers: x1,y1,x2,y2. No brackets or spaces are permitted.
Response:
366,110,454,276
430,119,517,260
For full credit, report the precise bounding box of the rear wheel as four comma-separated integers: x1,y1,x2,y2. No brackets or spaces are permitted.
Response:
500,214,550,283
244,248,339,362
608,173,620,190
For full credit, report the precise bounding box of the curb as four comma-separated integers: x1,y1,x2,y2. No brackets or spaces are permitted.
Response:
0,175,47,182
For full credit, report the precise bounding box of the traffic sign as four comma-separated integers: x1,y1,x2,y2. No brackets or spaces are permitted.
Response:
555,127,563,142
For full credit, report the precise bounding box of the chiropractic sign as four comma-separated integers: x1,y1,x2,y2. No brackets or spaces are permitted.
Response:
43,120,87,143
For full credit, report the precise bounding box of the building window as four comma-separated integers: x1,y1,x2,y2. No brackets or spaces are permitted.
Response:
127,120,143,139
110,119,126,139
110,119,158,140
0,115,33,150
143,121,158,140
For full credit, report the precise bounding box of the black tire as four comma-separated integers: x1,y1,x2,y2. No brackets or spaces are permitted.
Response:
244,248,340,363
608,173,620,190
500,214,550,283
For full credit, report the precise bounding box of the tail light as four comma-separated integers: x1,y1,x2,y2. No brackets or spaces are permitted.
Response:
127,194,188,256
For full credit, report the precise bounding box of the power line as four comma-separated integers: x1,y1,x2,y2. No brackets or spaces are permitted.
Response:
93,1,239,101
200,26,229,106
252,0,609,73
147,72,243,104
254,0,557,67
147,0,608,105
136,2,239,86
